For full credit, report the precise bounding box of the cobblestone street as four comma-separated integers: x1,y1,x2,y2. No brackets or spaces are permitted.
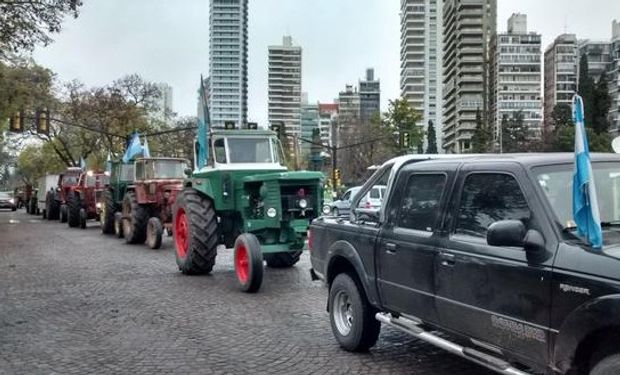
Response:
0,210,493,374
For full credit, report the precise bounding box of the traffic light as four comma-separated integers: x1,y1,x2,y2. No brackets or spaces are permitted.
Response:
35,109,50,135
270,123,284,141
403,132,410,148
224,121,236,129
334,169,341,188
8,111,24,132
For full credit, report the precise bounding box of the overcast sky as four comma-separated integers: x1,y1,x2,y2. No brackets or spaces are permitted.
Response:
33,0,620,126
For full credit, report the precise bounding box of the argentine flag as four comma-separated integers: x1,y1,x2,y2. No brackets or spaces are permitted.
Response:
122,133,143,163
572,95,603,249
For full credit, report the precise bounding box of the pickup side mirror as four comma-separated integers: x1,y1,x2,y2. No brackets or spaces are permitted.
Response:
487,220,526,247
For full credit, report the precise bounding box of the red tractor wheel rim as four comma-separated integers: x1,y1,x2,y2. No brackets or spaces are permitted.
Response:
235,243,249,283
175,208,189,258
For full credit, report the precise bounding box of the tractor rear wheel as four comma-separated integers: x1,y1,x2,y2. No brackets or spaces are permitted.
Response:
60,204,68,223
46,192,59,220
146,217,163,249
234,233,264,293
114,212,124,238
100,189,115,234
173,189,218,275
265,251,302,268
122,191,149,244
67,191,81,228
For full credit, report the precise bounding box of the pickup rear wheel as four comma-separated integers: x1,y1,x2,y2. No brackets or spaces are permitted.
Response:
329,273,380,352
591,354,620,375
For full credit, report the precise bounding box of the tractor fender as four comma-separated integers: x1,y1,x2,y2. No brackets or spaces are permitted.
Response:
553,294,620,372
187,180,216,207
326,240,380,308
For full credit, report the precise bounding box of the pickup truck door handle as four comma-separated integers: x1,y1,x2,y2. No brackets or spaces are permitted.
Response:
385,242,398,254
440,253,456,266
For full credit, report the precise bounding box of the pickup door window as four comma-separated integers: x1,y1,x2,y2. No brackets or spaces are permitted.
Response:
377,172,447,323
436,171,552,367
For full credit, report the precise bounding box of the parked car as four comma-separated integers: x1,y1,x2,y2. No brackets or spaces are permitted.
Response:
329,185,386,216
0,191,17,211
310,153,620,375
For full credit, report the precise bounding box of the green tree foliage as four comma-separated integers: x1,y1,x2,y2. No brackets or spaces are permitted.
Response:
593,74,611,134
381,98,424,154
501,111,529,153
15,143,65,184
551,103,611,152
471,108,492,153
0,0,83,60
425,120,438,154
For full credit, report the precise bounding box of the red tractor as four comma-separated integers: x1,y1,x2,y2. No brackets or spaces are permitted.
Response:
120,157,188,249
45,167,82,222
66,170,110,229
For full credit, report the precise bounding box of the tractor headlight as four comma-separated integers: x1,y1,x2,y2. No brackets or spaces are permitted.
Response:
267,207,277,218
96,202,102,209
298,199,308,209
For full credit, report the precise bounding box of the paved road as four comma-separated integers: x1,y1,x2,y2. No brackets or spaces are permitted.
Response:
0,210,493,374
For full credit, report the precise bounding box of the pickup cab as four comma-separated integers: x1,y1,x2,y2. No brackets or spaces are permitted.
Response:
309,153,620,375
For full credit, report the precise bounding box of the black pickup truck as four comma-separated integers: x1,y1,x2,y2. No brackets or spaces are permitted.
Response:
309,153,620,375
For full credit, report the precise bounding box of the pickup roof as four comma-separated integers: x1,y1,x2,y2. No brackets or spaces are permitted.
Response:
310,153,620,375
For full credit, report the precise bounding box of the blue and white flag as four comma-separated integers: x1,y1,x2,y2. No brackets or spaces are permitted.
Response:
79,156,86,169
196,75,210,169
122,133,143,163
142,136,150,158
572,94,603,249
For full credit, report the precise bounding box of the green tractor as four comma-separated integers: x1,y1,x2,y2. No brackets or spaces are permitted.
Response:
100,160,134,237
173,98,323,292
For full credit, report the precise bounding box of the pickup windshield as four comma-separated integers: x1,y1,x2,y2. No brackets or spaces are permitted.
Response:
534,162,620,229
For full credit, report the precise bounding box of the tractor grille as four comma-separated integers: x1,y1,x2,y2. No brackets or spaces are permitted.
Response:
280,184,318,220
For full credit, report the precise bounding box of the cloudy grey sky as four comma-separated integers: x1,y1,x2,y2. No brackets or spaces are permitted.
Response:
33,0,620,126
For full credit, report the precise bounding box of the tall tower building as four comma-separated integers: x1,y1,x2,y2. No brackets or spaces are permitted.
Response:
609,20,620,134
359,68,381,124
543,34,578,137
442,0,496,153
208,0,248,128
154,83,174,121
268,36,303,138
400,0,443,152
490,14,542,147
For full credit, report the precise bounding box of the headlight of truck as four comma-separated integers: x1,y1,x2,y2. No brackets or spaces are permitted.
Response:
298,199,308,209
267,207,277,218
96,202,102,209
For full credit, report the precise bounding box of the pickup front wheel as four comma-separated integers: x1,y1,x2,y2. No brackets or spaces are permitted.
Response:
329,273,380,352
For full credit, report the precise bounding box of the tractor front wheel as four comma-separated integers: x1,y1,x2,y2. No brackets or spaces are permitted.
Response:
114,212,124,238
265,251,302,268
173,189,218,275
122,191,149,244
60,204,68,223
67,191,81,228
100,190,115,234
79,208,87,229
234,233,264,293
146,217,163,249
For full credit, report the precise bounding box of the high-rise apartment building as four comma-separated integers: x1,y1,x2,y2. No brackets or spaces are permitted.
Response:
268,36,303,138
359,68,381,124
208,0,248,128
578,40,613,81
543,34,578,136
319,103,338,147
154,83,174,121
490,14,542,146
400,0,443,152
336,85,360,147
609,20,620,134
442,0,496,153
300,101,320,154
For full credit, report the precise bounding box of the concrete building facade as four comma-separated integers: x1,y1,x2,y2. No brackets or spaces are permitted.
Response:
400,0,443,152
268,36,303,138
490,14,542,147
359,68,381,124
441,0,496,153
543,34,578,137
208,0,248,127
610,20,620,134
